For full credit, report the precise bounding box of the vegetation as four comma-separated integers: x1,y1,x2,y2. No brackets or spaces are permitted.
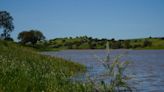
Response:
0,40,133,92
81,43,133,92
0,11,14,40
46,36,164,50
18,30,45,46
0,40,86,92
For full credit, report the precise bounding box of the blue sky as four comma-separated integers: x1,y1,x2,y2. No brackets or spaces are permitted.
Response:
0,0,164,40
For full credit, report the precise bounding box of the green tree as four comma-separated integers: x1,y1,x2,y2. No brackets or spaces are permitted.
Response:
18,30,45,46
111,41,122,49
143,40,152,47
0,11,14,39
123,40,131,49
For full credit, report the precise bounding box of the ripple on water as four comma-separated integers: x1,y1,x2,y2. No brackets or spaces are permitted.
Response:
42,50,164,92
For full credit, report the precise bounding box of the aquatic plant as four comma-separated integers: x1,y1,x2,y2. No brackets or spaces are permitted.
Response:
85,42,133,92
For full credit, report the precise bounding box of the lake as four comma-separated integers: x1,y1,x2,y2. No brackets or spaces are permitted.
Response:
42,50,164,92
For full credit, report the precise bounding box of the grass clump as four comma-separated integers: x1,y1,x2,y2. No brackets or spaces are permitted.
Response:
83,42,133,92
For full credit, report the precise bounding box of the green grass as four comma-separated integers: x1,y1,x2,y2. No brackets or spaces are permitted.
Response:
0,40,86,92
130,38,164,49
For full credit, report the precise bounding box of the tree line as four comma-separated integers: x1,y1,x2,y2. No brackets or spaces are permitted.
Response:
0,11,45,46
48,36,154,49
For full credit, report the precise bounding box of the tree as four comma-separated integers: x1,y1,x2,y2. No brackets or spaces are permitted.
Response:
111,38,115,42
4,37,14,41
123,40,131,49
0,11,14,39
18,30,45,46
110,41,122,49
143,40,152,47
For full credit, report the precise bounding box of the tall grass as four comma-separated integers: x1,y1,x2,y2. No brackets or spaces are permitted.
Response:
83,42,133,92
0,40,85,92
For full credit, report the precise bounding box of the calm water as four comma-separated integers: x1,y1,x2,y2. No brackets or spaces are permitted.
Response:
42,50,164,92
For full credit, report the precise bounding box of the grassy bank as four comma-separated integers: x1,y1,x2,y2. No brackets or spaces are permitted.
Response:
0,40,86,92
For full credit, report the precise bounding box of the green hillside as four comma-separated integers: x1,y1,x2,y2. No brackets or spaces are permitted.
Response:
0,40,85,92
46,36,164,50
130,38,164,49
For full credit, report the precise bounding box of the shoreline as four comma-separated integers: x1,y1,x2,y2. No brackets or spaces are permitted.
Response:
40,48,164,52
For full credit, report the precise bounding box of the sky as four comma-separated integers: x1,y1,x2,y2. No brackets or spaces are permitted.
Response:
0,0,164,40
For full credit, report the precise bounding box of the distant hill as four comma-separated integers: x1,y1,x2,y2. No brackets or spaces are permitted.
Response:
46,36,164,49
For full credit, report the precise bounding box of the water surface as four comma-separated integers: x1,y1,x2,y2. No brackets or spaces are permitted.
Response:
42,50,164,92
